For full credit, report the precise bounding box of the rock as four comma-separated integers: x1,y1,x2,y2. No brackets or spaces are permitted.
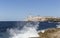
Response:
38,28,60,38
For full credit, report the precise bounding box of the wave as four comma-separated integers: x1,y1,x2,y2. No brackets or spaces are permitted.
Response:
7,22,39,38
0,21,59,38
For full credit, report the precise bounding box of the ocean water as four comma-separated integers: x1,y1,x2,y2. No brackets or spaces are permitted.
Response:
0,21,60,38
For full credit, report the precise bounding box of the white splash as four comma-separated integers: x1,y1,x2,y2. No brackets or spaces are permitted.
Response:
38,30,45,33
56,25,60,28
56,22,60,28
8,22,39,38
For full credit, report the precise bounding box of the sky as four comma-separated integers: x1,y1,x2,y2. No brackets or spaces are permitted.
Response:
0,0,60,21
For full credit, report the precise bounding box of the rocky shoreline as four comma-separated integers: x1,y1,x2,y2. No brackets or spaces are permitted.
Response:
38,28,60,38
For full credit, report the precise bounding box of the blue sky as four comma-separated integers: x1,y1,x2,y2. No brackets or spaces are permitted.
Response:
0,0,60,21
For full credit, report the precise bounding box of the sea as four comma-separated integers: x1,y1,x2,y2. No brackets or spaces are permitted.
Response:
0,21,60,38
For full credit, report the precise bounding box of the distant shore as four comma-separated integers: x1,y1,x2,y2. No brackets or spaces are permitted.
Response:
25,16,60,22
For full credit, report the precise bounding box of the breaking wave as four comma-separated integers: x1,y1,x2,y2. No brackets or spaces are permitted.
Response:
7,22,39,38
0,21,59,38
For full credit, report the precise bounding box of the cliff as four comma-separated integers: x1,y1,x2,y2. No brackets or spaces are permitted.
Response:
25,16,60,22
